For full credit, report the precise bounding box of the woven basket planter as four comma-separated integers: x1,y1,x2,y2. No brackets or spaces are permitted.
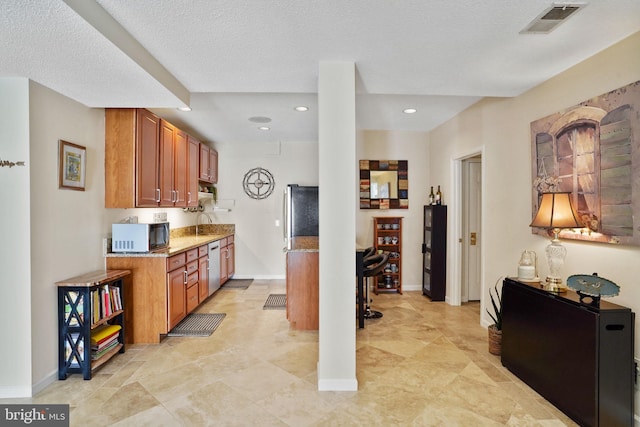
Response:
488,324,502,355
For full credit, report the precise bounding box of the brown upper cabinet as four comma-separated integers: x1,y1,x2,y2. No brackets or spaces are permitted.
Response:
105,108,201,208
199,143,218,184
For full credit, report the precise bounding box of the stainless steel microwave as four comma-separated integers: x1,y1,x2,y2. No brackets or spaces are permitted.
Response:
111,222,170,253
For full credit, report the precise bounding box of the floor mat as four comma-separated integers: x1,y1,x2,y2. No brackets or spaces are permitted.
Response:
167,313,226,337
223,279,253,289
263,294,286,310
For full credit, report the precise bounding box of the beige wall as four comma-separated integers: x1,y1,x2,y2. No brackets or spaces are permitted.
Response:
356,130,430,290
28,81,106,391
429,31,640,411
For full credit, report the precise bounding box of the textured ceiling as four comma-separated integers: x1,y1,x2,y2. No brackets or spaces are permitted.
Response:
1,0,639,144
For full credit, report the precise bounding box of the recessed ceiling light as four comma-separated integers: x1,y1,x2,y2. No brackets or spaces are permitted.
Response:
258,126,270,131
249,116,272,123
403,108,417,114
177,106,191,112
294,106,309,112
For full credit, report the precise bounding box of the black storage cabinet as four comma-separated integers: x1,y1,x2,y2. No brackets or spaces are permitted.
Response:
422,205,447,300
501,277,634,427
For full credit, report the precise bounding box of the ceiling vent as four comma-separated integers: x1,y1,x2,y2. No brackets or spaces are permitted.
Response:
520,3,585,34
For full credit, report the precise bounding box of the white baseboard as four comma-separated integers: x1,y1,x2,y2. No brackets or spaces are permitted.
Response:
317,377,358,391
0,386,32,399
32,369,58,396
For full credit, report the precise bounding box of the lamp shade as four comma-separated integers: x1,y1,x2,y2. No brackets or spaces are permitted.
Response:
530,192,582,229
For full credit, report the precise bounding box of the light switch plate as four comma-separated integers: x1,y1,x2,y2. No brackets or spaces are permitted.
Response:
153,212,167,222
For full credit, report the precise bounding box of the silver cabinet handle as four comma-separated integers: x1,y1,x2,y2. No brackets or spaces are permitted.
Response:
187,191,191,204
183,270,187,285
156,189,161,203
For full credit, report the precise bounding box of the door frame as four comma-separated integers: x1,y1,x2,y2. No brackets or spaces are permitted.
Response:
448,147,485,317
461,156,482,302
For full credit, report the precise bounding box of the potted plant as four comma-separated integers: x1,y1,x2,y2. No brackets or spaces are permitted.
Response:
487,280,503,355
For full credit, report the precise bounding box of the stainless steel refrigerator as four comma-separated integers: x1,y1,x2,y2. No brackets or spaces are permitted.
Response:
284,184,319,250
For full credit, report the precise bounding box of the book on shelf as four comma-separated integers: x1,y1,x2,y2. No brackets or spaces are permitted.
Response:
92,333,119,351
92,289,100,324
101,284,112,318
64,291,84,326
110,286,122,312
91,339,120,360
91,324,122,345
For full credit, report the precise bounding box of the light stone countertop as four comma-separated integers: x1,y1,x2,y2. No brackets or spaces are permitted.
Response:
288,236,319,252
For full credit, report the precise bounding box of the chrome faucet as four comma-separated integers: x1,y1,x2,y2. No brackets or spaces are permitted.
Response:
195,212,213,237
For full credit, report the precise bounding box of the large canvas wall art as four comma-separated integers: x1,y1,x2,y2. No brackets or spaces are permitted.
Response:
530,80,640,246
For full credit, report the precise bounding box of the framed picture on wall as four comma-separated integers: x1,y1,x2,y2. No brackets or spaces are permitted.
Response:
58,140,86,191
530,80,640,245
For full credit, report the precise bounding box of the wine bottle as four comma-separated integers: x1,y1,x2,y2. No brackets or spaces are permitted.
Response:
428,186,435,205
436,185,442,205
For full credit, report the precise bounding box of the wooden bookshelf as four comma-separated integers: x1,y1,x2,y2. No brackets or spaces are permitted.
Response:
56,270,130,380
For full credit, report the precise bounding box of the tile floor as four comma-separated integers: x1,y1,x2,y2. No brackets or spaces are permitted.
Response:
2,280,577,426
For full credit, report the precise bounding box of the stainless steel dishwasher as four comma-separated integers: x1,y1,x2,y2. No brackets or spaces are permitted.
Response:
208,242,221,295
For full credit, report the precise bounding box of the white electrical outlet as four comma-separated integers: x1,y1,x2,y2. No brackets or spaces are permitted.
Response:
102,238,112,256
154,212,167,222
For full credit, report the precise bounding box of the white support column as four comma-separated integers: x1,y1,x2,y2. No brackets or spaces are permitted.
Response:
317,62,357,391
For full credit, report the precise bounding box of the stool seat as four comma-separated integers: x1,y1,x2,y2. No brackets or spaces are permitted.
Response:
362,246,377,261
361,253,388,319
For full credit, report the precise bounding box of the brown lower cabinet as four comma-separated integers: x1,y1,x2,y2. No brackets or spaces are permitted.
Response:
106,243,214,344
220,236,235,285
286,250,319,330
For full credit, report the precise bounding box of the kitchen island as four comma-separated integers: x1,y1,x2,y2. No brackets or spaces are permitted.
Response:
286,236,319,330
106,224,234,344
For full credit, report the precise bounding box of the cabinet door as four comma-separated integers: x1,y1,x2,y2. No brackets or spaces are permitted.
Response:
210,148,218,184
135,109,161,207
186,273,199,313
198,256,209,302
199,144,210,182
220,246,228,284
167,268,186,330
159,120,175,206
187,136,200,207
173,128,188,207
226,242,234,278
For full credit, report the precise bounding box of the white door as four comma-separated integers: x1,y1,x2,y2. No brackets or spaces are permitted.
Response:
462,156,482,301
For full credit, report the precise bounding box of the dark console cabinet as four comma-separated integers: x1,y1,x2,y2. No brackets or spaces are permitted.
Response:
501,277,634,427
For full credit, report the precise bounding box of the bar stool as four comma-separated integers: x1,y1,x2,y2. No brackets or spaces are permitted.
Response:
357,246,377,306
362,252,388,319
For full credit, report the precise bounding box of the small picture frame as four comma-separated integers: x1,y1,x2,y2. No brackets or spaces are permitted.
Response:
59,140,86,191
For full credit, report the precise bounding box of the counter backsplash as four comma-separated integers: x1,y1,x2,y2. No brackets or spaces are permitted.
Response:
170,223,235,238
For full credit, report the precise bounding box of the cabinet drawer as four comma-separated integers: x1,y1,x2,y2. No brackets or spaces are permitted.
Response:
226,235,234,244
198,245,208,258
167,253,186,271
218,237,227,247
186,271,198,288
186,260,199,275
186,248,199,263
186,281,199,313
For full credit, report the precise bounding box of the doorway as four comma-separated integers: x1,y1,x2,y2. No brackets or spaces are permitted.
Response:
461,155,482,302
